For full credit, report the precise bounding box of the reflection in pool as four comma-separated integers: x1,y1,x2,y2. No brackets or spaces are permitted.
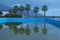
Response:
0,22,60,40
0,18,60,40
0,18,60,28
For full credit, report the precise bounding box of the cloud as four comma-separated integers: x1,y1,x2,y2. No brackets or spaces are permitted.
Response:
12,4,26,7
41,0,60,3
0,0,60,9
0,0,60,16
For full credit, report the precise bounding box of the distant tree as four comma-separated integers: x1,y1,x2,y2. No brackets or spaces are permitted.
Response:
42,5,48,17
19,5,24,17
25,4,30,17
11,14,20,17
13,5,18,14
8,9,13,14
33,7,39,17
0,11,3,16
4,14,11,17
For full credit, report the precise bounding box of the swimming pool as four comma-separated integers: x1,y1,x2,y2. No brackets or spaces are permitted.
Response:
0,18,60,28
0,18,60,40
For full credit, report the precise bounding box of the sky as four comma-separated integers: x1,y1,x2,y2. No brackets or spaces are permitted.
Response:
0,0,60,16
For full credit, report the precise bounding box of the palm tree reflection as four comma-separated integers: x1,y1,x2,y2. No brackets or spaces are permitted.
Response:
25,23,31,35
5,22,21,30
33,23,39,33
42,26,47,34
4,22,48,35
5,22,14,30
0,24,3,29
19,22,24,34
13,26,19,34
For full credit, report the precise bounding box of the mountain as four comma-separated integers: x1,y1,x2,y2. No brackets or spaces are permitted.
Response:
0,4,43,17
0,4,11,11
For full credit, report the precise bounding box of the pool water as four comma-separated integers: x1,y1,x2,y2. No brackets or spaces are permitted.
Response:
0,18,60,40
0,18,60,28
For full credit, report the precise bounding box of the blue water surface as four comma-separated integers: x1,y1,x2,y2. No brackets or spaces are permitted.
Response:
0,18,60,28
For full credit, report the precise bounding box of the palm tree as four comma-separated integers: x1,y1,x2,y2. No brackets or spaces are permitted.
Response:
19,22,24,34
8,9,13,14
33,7,39,33
13,5,18,14
0,24,3,29
25,4,30,17
42,5,47,17
0,11,3,16
42,5,48,34
33,7,39,18
25,24,31,35
8,9,13,16
19,5,24,17
4,14,10,17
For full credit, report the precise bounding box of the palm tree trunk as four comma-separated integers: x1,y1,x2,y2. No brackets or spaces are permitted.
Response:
27,11,29,18
26,11,29,29
21,11,22,28
35,13,37,27
44,11,45,17
27,23,29,29
14,12,17,14
35,13,37,18
21,11,22,17
44,11,46,28
21,23,22,28
35,23,37,28
44,22,46,29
